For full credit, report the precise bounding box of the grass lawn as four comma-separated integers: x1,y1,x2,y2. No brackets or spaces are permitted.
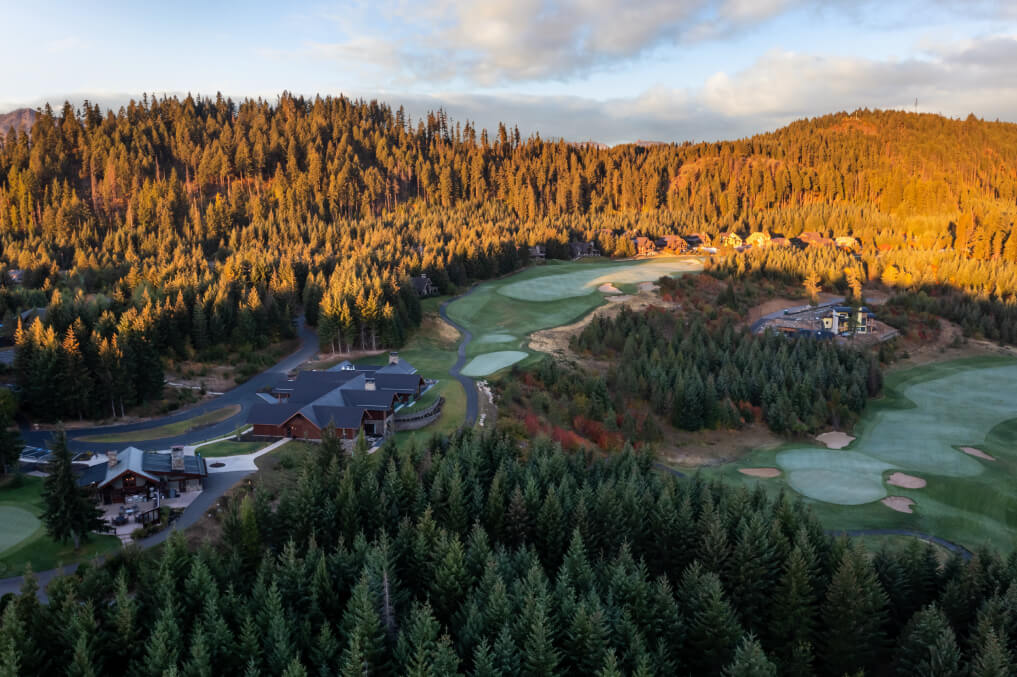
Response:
197,440,267,457
700,355,1017,553
0,476,120,577
446,257,703,374
252,440,318,497
77,404,242,443
393,378,467,448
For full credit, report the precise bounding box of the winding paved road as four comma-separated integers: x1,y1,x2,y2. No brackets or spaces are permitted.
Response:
21,318,319,452
439,291,479,426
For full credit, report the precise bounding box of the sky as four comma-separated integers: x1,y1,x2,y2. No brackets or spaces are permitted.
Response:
1,0,1016,144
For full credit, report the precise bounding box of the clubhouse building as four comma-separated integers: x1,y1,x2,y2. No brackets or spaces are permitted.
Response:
247,353,428,441
78,446,209,504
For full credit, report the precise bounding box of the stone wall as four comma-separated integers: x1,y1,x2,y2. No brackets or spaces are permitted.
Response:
394,397,445,431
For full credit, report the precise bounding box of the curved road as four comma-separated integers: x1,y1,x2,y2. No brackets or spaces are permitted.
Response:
21,317,320,452
439,291,479,426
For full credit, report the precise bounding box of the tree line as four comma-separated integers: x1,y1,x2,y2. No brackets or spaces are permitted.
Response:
1,430,1014,676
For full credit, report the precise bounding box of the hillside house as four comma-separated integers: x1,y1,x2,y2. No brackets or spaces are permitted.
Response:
745,231,771,248
631,237,657,256
528,245,546,261
410,274,437,297
655,235,688,253
248,353,427,441
770,237,791,247
835,236,859,250
569,241,600,259
78,446,208,504
719,232,743,248
822,306,875,336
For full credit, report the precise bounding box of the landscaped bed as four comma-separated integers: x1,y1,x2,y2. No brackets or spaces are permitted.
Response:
196,439,266,457
76,404,242,443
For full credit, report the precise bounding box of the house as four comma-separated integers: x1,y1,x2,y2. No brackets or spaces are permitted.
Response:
835,236,858,250
569,241,600,259
78,446,208,504
528,245,546,261
770,237,791,247
793,231,834,249
655,235,688,253
745,231,771,248
719,231,743,248
19,307,47,323
821,306,875,336
6,269,24,285
248,353,428,441
409,274,437,297
631,237,657,256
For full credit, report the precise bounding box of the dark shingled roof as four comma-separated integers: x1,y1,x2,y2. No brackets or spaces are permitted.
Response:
305,406,365,430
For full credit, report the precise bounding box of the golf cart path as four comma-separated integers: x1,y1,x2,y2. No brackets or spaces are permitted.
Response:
21,317,319,452
439,290,480,426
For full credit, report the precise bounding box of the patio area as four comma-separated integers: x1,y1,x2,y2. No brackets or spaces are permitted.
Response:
99,490,202,542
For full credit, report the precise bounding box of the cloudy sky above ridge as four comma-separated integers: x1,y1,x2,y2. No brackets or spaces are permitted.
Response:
2,0,1016,144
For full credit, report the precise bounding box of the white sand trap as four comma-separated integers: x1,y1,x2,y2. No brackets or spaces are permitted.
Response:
476,333,517,344
961,446,996,461
638,282,658,293
606,295,633,303
816,431,855,449
461,351,528,377
739,467,781,478
598,283,622,294
887,472,926,489
882,496,915,513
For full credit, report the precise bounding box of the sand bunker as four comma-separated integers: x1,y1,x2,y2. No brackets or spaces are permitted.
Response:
606,295,633,303
887,472,926,489
960,446,996,461
739,467,781,478
638,281,659,293
598,283,622,294
882,496,915,513
816,431,855,449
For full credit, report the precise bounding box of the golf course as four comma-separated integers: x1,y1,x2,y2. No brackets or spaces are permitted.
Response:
710,356,1017,552
445,257,703,376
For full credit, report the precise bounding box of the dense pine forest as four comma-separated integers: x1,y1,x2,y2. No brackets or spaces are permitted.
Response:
2,430,1014,676
2,96,1017,419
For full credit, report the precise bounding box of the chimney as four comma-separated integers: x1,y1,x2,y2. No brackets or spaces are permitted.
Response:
365,377,376,391
389,351,399,365
107,450,118,468
171,446,185,471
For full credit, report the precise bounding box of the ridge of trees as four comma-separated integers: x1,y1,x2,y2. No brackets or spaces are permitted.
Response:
2,430,1015,675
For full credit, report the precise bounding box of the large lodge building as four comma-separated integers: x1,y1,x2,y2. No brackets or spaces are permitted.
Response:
247,353,427,441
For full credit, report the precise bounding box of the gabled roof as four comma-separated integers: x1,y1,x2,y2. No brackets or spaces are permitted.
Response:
376,360,418,376
96,446,209,489
304,406,366,430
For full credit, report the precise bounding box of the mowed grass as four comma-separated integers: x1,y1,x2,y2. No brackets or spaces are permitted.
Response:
77,404,242,443
197,440,267,457
0,476,120,577
701,356,1017,552
447,257,703,371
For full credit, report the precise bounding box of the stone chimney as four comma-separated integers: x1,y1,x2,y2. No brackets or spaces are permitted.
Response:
365,377,376,391
389,351,399,365
107,450,117,468
171,446,185,471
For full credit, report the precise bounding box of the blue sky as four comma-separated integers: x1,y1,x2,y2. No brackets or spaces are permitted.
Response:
2,0,1016,143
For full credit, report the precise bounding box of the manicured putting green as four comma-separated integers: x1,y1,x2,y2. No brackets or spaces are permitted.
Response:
461,351,529,377
498,259,702,301
0,506,41,554
776,362,1017,505
476,333,518,344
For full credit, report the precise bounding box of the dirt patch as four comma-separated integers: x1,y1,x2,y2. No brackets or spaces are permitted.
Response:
598,283,622,294
882,496,915,513
528,289,676,357
658,423,783,468
302,348,389,371
960,446,996,461
739,467,781,478
887,472,926,489
816,431,855,449
425,313,461,344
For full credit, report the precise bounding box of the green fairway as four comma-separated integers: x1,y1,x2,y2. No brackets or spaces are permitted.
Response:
0,506,41,553
0,477,120,577
446,257,703,374
704,356,1017,552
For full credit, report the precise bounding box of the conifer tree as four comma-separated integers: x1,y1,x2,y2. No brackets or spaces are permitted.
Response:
40,432,103,549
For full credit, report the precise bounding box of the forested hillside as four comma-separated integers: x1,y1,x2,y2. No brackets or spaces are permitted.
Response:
2,96,1016,418
2,430,1012,676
